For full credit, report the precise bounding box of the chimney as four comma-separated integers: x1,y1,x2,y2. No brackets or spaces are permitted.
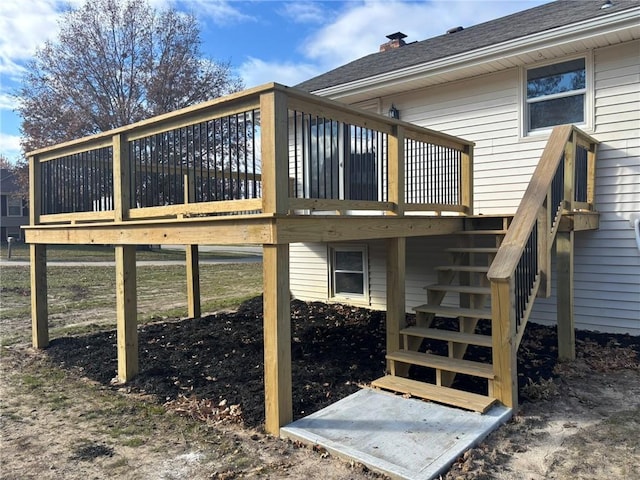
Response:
380,32,407,52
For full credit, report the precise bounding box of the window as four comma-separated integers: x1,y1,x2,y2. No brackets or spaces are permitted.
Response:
525,58,586,132
330,246,368,300
7,197,23,217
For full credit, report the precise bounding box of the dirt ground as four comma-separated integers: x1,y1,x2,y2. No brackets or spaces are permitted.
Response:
1,296,639,479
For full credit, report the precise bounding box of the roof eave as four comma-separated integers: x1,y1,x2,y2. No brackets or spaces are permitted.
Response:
312,6,640,100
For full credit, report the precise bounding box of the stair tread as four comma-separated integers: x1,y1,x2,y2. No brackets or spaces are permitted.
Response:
387,350,494,379
446,247,499,253
371,375,497,413
413,304,492,319
425,284,491,295
401,326,493,347
436,265,490,273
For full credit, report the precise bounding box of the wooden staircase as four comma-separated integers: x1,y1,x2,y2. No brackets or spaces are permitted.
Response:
373,217,511,414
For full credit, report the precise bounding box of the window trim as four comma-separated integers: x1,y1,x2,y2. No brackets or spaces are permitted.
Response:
329,244,369,303
520,53,593,138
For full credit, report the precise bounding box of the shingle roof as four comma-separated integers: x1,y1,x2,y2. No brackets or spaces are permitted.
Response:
297,0,638,92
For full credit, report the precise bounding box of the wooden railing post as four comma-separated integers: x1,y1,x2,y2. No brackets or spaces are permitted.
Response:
490,279,517,409
113,133,131,222
388,125,405,215
461,144,474,215
586,140,598,208
563,130,576,213
29,155,49,348
260,89,289,215
537,194,551,298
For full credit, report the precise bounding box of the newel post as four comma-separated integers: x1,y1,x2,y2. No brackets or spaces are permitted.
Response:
29,154,49,349
260,88,293,435
490,278,518,409
385,125,406,374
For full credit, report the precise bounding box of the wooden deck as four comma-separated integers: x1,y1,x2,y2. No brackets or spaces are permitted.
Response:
24,83,599,435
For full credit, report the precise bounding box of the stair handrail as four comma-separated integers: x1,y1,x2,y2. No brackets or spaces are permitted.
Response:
486,124,598,409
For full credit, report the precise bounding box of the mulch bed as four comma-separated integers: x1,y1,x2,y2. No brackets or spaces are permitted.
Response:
46,296,640,428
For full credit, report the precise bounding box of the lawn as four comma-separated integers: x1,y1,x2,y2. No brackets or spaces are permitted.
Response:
0,262,263,345
0,242,252,262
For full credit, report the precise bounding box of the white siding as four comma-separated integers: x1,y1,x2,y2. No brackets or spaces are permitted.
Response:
289,243,328,301
531,40,640,334
290,40,640,335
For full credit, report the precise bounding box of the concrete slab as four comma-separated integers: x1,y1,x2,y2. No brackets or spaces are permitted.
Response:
281,388,512,480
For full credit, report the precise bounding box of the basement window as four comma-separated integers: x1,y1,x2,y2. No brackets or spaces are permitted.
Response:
525,58,586,132
330,246,369,301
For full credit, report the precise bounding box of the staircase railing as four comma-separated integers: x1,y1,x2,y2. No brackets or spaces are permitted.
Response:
487,125,598,408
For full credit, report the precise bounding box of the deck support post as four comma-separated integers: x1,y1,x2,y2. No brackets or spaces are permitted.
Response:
30,244,49,348
556,231,575,360
116,245,138,382
263,243,292,435
490,279,518,409
186,245,201,318
386,237,406,374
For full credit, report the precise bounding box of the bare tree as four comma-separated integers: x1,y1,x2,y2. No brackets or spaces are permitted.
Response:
17,0,243,153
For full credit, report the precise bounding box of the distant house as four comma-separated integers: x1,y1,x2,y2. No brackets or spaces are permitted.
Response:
0,168,28,242
292,0,640,335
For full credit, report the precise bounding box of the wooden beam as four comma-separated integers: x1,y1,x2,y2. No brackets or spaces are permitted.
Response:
273,216,463,243
386,237,406,373
24,216,275,245
30,244,48,349
263,244,292,435
115,245,138,382
556,231,575,361
186,245,201,318
24,215,463,246
490,279,518,409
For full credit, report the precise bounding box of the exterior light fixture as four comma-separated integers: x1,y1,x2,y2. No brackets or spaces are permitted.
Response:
389,104,400,119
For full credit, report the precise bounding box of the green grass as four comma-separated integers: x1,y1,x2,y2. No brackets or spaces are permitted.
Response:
0,262,263,345
0,242,254,262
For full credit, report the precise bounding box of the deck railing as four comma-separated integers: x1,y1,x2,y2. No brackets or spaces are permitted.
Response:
28,83,474,225
487,124,598,407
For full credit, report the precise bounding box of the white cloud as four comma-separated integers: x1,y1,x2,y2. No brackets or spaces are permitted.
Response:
238,57,322,89
0,92,18,111
280,3,327,24
0,0,64,77
0,132,23,160
175,0,253,24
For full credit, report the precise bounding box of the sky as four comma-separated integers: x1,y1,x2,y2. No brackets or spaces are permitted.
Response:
0,0,548,163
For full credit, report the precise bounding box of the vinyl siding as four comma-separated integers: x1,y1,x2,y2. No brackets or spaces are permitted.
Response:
289,39,640,335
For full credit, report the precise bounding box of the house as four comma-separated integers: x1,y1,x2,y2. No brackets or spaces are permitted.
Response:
1,168,28,242
21,0,638,437
292,0,640,336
